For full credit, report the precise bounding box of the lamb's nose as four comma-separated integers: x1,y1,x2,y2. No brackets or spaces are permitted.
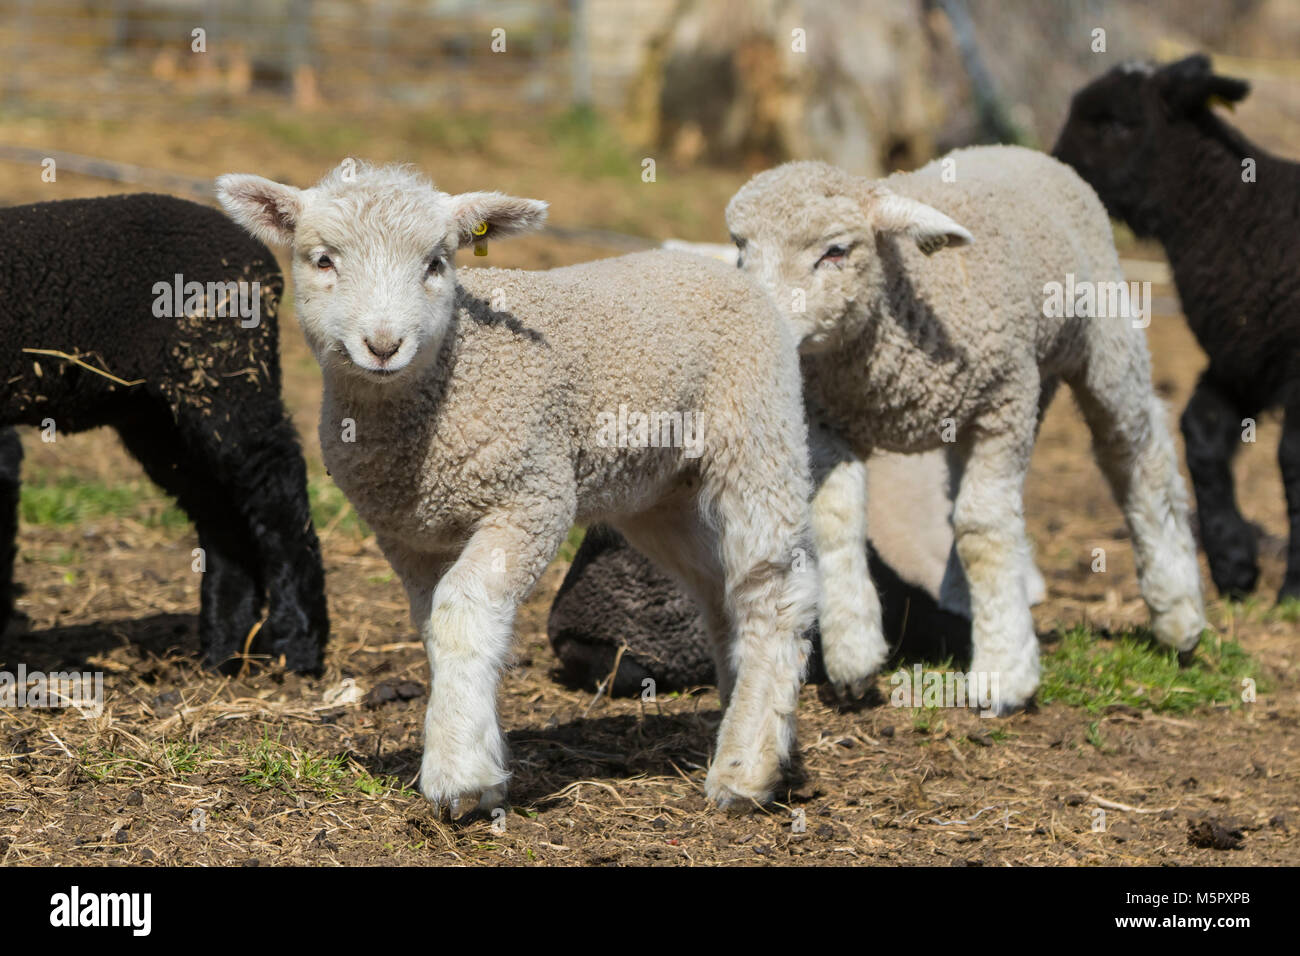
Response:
365,337,402,362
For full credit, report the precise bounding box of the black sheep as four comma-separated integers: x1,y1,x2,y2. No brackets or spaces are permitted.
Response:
1053,55,1300,602
0,192,328,671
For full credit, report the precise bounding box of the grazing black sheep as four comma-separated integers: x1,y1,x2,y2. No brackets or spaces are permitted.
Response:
0,193,328,671
1053,54,1300,602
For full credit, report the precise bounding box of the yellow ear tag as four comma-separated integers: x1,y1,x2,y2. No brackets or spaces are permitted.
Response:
1207,94,1235,112
472,220,489,256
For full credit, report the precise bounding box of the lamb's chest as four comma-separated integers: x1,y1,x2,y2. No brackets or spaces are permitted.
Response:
318,418,478,549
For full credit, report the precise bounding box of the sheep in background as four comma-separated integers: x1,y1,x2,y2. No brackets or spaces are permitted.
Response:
725,146,1206,713
0,193,328,672
218,162,817,812
1053,54,1300,602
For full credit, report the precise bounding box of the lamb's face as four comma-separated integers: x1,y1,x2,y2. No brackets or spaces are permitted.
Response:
217,163,547,386
1052,56,1250,235
289,182,460,381
1051,64,1160,229
726,162,972,353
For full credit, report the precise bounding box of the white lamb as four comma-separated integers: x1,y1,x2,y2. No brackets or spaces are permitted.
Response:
217,162,816,813
725,145,1207,712
658,237,1047,609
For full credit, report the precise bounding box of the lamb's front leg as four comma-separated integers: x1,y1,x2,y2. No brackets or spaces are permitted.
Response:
809,429,887,701
401,513,567,815
951,424,1038,715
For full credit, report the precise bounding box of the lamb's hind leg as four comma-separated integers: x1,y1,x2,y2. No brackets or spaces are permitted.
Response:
397,506,570,816
1072,348,1206,654
614,506,734,702
219,418,329,673
1182,372,1257,598
952,419,1040,714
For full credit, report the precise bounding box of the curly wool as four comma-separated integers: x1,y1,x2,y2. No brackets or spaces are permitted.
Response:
0,193,328,672
218,161,822,809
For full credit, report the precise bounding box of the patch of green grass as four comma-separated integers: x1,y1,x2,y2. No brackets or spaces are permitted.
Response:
308,474,370,538
238,732,411,799
161,741,208,776
239,112,371,157
1084,720,1111,752
545,105,634,179
354,772,413,798
1273,598,1300,624
1039,625,1261,715
242,110,495,166
1227,595,1300,625
77,740,217,783
20,474,188,530
240,733,350,796
78,746,153,783
404,113,493,153
557,525,586,563
21,470,372,541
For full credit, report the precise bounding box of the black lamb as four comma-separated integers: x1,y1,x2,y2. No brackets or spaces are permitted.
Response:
1053,54,1300,602
0,192,328,671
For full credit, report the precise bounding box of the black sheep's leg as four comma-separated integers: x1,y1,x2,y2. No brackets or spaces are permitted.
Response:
114,409,261,671
1278,384,1300,601
1181,373,1257,599
219,417,329,674
193,527,263,671
0,427,23,633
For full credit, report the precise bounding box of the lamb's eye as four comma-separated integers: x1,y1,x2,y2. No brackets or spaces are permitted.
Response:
426,255,445,277
316,254,333,272
816,245,849,268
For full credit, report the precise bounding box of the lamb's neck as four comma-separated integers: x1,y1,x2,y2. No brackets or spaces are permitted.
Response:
1147,120,1262,263
320,368,439,425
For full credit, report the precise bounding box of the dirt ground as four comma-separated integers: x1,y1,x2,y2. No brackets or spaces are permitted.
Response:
0,112,1296,867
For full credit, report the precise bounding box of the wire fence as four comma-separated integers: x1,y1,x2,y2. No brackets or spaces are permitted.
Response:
0,0,663,120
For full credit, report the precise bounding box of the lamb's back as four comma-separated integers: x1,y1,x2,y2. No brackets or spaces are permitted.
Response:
456,249,794,418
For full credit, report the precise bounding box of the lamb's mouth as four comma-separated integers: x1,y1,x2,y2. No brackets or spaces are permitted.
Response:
358,364,407,380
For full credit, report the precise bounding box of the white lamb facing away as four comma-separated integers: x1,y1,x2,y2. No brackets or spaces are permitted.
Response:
217,162,816,813
725,145,1207,713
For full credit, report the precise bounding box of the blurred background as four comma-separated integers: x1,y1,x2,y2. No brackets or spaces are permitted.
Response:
5,1,1300,154
3,0,1300,197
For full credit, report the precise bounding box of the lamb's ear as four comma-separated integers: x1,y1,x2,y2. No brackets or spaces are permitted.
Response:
216,174,303,246
449,191,549,248
1155,54,1250,115
869,191,973,256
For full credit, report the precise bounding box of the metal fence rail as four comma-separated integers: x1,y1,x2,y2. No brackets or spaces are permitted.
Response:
0,0,598,119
